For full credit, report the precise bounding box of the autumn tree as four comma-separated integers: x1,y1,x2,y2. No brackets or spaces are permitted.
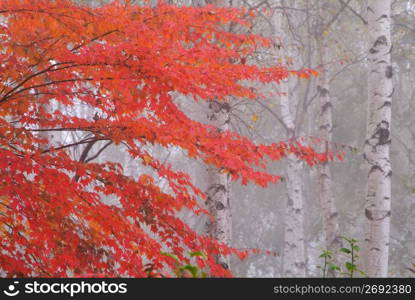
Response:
0,0,325,277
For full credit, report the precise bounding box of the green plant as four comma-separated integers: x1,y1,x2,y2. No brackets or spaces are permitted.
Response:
161,251,208,278
317,250,341,278
339,237,366,278
318,236,366,278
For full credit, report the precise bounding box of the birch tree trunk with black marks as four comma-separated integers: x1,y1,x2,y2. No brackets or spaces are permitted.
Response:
315,8,341,277
364,0,393,277
272,9,306,277
281,98,306,277
282,154,306,277
205,100,232,271
203,0,232,272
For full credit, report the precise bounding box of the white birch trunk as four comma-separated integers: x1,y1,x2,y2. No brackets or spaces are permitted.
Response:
364,0,393,277
283,153,306,277
272,10,306,277
316,10,341,277
205,100,232,271
280,87,306,277
203,0,232,272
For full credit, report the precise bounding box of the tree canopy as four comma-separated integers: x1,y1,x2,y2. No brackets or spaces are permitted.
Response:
0,0,326,277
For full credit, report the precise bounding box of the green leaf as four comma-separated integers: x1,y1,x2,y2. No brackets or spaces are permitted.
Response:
189,251,207,259
352,245,360,251
328,264,341,271
340,248,351,254
180,265,199,278
345,262,357,271
341,236,352,243
319,250,332,258
160,252,179,262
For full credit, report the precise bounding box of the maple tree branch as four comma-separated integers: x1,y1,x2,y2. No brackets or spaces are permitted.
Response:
0,9,31,14
28,253,52,277
85,141,113,163
235,247,279,257
28,128,94,132
0,202,11,210
41,138,108,154
1,59,137,104
4,78,95,102
0,219,53,276
72,139,101,182
78,140,98,163
70,29,120,52
4,76,137,103
0,62,76,103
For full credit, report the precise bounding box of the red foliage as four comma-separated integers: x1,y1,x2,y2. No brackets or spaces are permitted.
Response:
0,0,326,277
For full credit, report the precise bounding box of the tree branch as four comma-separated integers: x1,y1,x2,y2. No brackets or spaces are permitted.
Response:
85,141,113,163
253,98,289,134
41,138,107,154
338,0,367,25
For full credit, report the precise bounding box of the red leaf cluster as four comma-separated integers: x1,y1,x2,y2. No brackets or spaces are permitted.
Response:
0,0,329,277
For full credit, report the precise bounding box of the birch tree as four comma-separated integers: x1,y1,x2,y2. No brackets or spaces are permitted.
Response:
315,1,341,277
203,0,233,271
272,5,306,277
364,0,393,277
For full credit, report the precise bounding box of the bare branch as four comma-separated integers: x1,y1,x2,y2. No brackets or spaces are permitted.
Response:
338,0,367,25
85,141,113,163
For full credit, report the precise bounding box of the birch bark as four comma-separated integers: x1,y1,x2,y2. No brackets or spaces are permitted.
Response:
205,100,232,271
316,7,341,277
272,8,306,277
203,0,232,271
364,0,393,277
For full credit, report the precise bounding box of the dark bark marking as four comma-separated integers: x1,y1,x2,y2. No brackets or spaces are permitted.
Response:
374,35,387,48
215,201,225,210
207,183,227,196
376,14,388,21
330,212,339,219
220,262,229,270
365,208,373,220
369,165,383,175
321,101,332,113
369,35,387,54
371,121,390,146
385,65,393,78
319,124,331,131
378,101,391,110
317,85,329,97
